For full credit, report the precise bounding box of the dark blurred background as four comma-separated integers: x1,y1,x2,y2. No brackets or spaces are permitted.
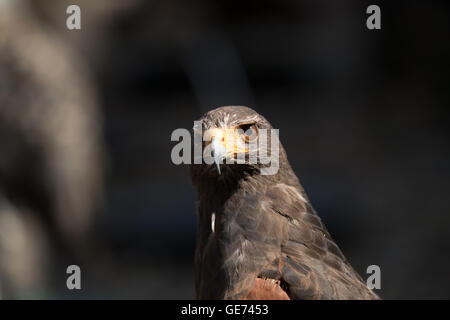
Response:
0,0,449,299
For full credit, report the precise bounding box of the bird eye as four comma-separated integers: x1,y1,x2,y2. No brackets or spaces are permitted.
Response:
238,123,258,142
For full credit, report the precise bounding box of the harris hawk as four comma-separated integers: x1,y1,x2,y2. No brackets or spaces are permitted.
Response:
190,106,379,300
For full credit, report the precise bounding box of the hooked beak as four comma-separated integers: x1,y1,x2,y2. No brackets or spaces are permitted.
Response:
211,137,226,174
205,127,249,175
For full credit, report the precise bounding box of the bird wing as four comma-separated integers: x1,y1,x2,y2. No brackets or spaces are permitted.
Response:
259,183,379,300
217,190,290,299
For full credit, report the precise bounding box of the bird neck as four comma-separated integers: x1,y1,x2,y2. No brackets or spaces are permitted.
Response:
195,158,299,214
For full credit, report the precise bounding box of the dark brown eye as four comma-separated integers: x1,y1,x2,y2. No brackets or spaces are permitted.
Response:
238,123,258,142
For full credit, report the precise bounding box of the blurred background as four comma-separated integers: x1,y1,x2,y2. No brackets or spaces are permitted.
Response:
0,0,449,299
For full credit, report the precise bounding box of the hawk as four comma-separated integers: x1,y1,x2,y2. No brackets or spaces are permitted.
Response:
190,106,379,300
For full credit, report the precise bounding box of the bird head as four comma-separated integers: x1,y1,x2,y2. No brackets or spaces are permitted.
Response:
190,106,282,185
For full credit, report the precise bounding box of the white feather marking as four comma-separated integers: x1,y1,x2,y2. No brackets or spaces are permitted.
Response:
211,213,215,233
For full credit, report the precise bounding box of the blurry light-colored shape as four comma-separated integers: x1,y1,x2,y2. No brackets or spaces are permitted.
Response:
0,0,104,243
0,196,50,298
0,0,105,297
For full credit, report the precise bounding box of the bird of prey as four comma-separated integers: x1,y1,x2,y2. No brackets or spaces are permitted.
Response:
190,106,379,300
